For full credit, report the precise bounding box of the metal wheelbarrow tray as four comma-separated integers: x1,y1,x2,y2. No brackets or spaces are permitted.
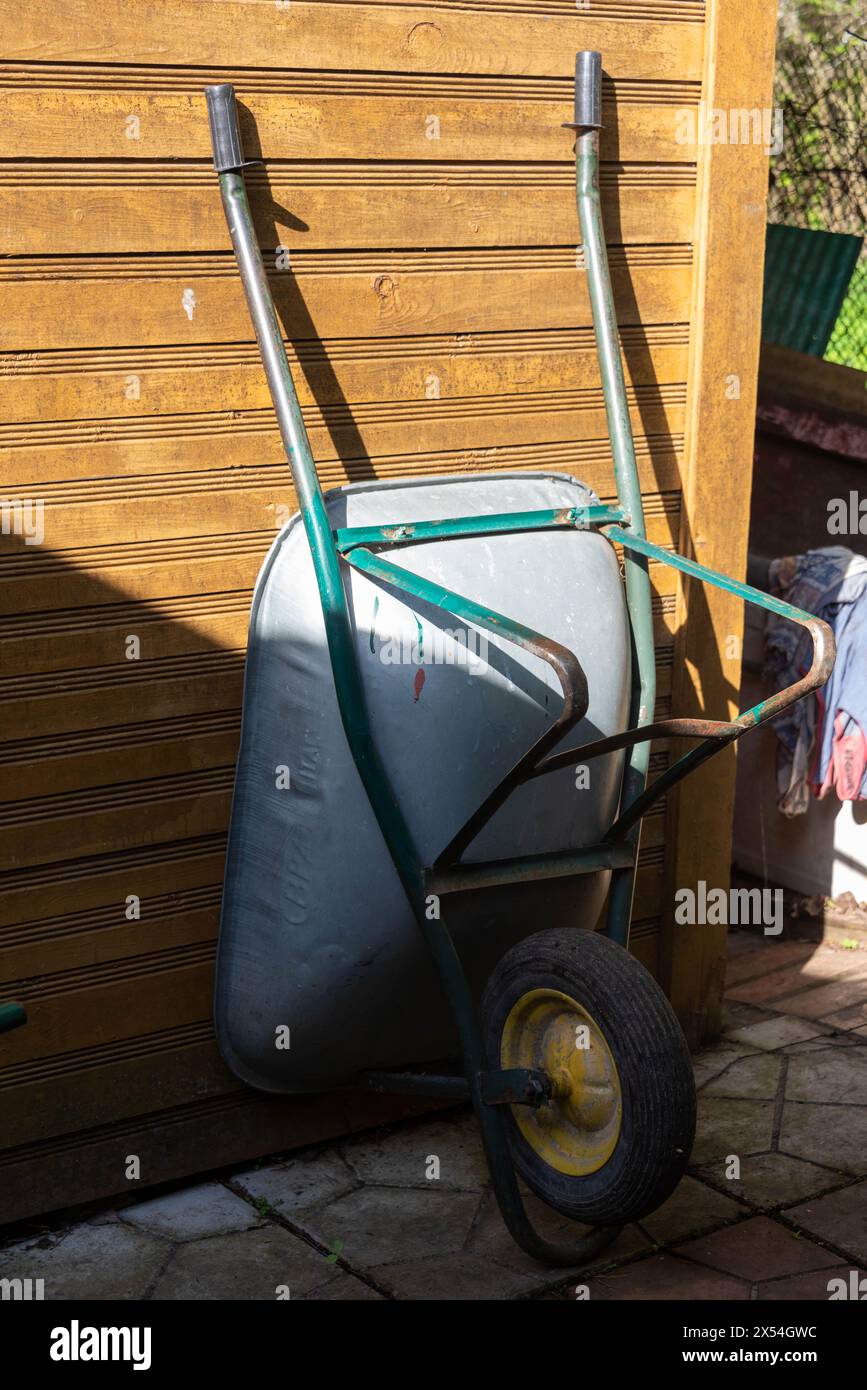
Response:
219,468,631,1093
205,53,835,1266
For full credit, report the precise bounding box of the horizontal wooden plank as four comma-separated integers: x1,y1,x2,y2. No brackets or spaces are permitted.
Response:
0,1036,232,1151
0,419,684,504
630,923,660,974
0,391,686,501
759,340,867,421
0,833,227,930
0,711,241,803
0,887,221,984
0,248,693,352
0,84,699,163
0,167,694,254
0,951,214,1064
0,767,234,871
0,327,690,426
0,2,705,82
0,537,268,616
0,61,699,95
344,0,703,17
0,591,254,677
0,652,245,743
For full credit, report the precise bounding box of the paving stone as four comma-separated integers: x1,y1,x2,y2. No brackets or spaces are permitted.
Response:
693,1152,841,1209
291,1185,480,1268
693,1044,760,1090
722,1001,777,1033
780,1103,867,1176
340,1110,488,1191
703,1052,783,1100
787,1180,867,1264
726,960,849,1009
373,1251,548,1300
586,1252,751,1300
675,1215,841,1282
727,1015,831,1050
786,1048,867,1105
638,1175,746,1244
0,1222,167,1301
726,970,812,1007
306,1274,385,1300
151,1225,334,1300
757,1264,864,1300
823,1001,867,1030
782,976,867,1021
120,1182,260,1240
724,940,815,988
691,1097,776,1165
233,1148,358,1216
783,1035,865,1053
467,1185,649,1279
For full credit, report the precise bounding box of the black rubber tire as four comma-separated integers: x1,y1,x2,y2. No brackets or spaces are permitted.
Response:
481,928,696,1226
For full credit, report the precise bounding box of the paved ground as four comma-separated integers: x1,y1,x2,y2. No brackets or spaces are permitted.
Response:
3,929,867,1300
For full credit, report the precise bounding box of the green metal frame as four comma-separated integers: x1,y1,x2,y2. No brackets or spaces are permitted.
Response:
205,56,834,1267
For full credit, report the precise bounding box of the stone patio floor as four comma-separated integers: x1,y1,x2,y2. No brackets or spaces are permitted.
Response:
3,928,867,1300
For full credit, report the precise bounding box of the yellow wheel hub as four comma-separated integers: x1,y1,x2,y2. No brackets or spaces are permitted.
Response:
500,987,622,1177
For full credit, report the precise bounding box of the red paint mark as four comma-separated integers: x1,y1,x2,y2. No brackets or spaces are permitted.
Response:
413,668,426,703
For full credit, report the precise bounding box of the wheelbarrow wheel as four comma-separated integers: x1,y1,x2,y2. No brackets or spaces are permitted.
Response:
481,928,695,1226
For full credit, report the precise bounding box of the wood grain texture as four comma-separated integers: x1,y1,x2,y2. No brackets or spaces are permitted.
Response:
661,0,777,1046
0,328,689,425
0,250,693,352
0,81,700,162
0,167,695,254
0,2,705,80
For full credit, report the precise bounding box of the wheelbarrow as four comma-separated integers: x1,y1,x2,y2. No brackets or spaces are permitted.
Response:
204,52,834,1266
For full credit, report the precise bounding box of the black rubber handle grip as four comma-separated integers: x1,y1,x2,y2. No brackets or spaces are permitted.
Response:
574,50,602,129
206,83,246,172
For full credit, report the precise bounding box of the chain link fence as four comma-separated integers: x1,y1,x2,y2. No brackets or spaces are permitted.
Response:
768,30,866,371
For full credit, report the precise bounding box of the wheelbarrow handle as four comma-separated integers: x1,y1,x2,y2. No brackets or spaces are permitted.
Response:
574,49,603,130
205,83,262,173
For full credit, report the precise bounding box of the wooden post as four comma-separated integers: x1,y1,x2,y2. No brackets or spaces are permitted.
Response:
662,0,778,1045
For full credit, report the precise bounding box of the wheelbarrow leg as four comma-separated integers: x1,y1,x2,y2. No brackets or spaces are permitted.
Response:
472,1092,620,1267
417,896,621,1267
